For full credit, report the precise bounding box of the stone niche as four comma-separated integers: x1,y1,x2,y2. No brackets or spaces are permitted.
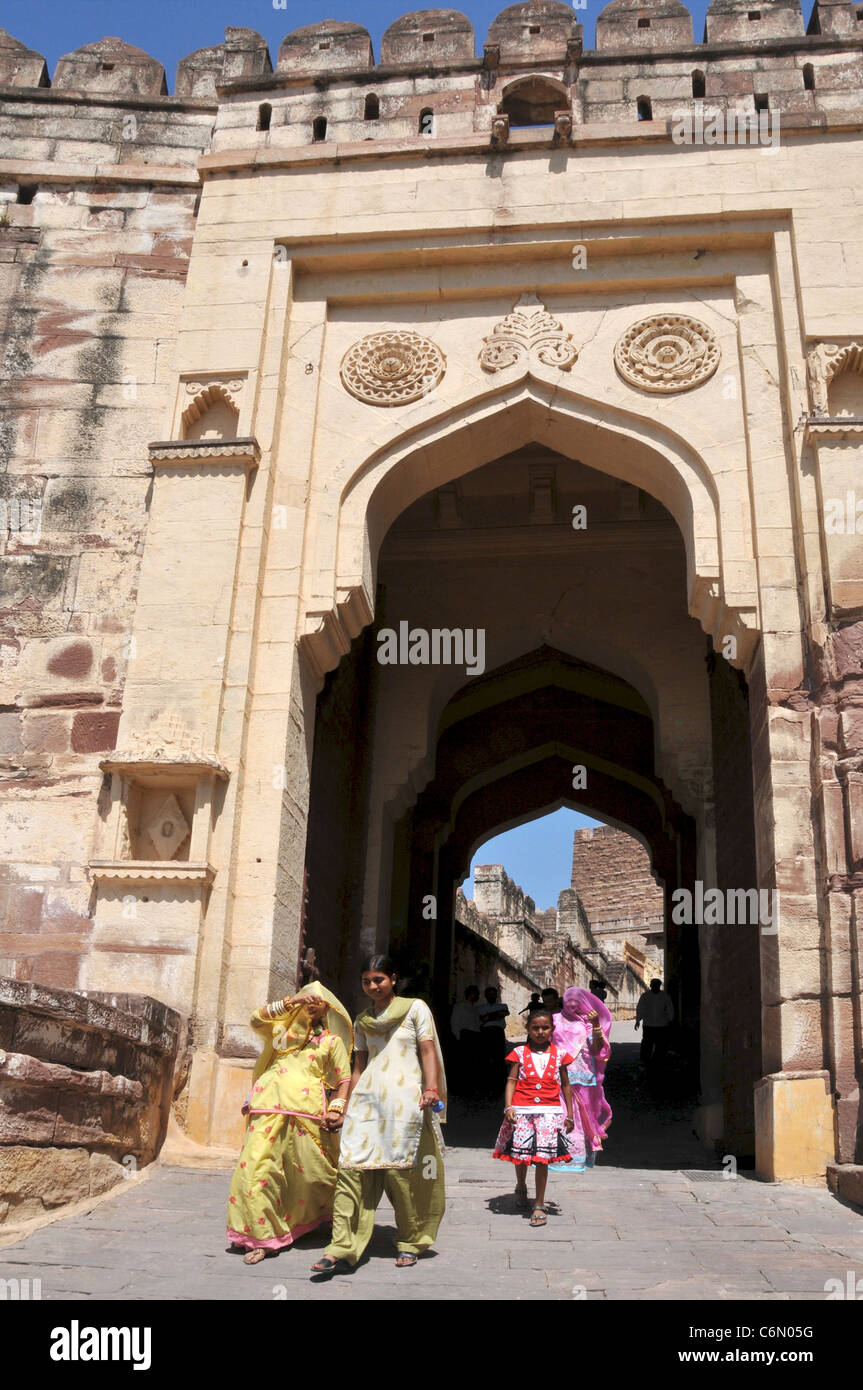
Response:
806,341,863,614
0,978,180,1227
87,744,228,1016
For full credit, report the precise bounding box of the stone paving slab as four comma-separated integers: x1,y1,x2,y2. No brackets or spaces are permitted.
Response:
1,1146,862,1302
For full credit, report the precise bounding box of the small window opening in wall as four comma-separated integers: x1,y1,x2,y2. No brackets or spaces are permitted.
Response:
257,103,272,132
637,97,652,121
754,92,769,112
422,31,435,42
318,40,331,49
638,17,651,27
748,9,761,18
528,25,541,33
692,70,706,98
364,93,379,120
101,62,115,71
419,107,434,135
857,7,863,18
312,116,327,142
16,185,37,205
803,63,815,91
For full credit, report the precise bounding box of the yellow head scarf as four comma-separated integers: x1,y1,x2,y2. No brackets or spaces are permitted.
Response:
250,981,353,1090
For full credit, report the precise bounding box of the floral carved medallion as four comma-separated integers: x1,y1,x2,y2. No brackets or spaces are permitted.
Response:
479,294,578,373
614,315,720,393
339,331,445,406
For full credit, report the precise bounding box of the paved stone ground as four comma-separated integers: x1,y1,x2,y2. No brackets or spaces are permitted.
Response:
2,1026,862,1301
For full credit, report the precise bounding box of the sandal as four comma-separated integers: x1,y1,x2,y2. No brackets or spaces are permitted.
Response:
310,1256,345,1275
530,1207,548,1227
395,1252,418,1267
243,1248,270,1265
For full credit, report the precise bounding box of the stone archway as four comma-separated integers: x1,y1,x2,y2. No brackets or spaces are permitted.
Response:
298,418,766,1159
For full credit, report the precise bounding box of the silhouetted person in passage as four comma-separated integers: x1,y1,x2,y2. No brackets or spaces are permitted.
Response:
589,979,608,1003
450,985,481,1094
635,978,674,1067
478,987,510,1094
518,991,542,1021
541,987,563,1016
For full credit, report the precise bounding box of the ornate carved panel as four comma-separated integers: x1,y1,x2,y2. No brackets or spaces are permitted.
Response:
339,331,445,406
479,294,578,373
614,314,720,394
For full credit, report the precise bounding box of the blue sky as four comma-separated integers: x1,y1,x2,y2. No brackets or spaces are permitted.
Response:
465,806,601,910
4,0,818,88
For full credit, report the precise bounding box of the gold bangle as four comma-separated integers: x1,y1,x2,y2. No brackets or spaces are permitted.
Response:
327,1099,347,1113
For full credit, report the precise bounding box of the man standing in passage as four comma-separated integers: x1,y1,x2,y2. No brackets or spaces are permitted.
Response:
634,978,674,1067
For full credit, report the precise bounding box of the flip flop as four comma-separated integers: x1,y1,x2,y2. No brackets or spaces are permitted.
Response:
310,1256,346,1275
395,1252,418,1267
530,1207,548,1227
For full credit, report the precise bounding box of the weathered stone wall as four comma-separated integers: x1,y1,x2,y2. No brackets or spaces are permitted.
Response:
569,826,665,977
0,978,180,1224
0,40,214,994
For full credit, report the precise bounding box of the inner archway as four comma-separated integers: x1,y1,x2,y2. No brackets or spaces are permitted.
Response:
300,437,762,1159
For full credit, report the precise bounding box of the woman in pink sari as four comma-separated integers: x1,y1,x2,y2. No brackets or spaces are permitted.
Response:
551,987,612,1167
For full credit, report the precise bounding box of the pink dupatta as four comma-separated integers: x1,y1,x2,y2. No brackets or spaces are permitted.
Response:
552,987,613,1151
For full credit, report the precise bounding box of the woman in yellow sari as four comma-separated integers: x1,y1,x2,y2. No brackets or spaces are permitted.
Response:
311,954,447,1275
226,981,352,1264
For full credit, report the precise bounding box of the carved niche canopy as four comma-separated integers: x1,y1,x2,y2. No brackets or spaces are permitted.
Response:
614,315,720,394
339,331,446,407
806,341,863,416
479,294,578,374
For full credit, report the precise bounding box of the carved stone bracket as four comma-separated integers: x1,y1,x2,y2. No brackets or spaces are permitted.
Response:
479,294,578,374
691,575,759,672
614,314,720,393
299,584,374,685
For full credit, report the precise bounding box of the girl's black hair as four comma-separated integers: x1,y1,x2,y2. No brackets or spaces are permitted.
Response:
526,1005,555,1025
361,953,397,979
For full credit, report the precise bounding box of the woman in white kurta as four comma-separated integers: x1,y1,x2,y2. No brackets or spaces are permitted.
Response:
311,955,447,1274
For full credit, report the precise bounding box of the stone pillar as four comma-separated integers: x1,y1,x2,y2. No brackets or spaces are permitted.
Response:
84,437,261,1149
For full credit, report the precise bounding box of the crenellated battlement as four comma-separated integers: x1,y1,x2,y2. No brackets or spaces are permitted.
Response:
1,1,862,129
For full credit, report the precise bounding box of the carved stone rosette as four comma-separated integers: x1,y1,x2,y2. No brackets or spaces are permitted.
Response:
614,315,720,394
479,294,578,374
339,331,445,407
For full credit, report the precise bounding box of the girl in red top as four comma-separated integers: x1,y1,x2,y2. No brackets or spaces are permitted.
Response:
493,1007,583,1227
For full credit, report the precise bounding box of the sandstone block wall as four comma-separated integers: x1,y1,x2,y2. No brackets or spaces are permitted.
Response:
570,826,665,940
0,56,214,993
0,978,180,1224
